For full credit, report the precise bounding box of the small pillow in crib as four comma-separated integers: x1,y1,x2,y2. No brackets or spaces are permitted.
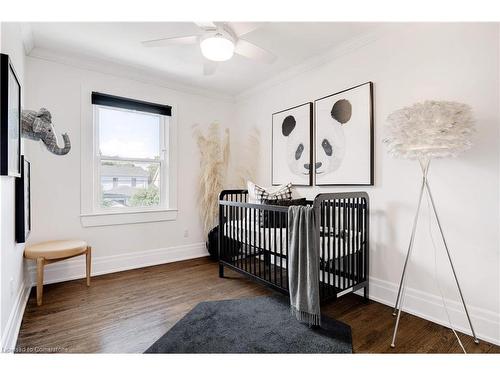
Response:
247,181,293,204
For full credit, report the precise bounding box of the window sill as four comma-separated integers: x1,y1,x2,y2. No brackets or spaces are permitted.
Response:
80,209,178,227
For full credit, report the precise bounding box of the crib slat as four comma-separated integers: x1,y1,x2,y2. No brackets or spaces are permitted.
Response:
347,198,351,288
355,197,359,285
222,205,226,261
348,198,352,288
240,204,243,271
236,204,240,269
285,209,289,290
348,198,351,287
274,211,277,286
347,198,350,288
268,210,271,282
333,199,337,292
280,211,284,288
361,202,365,281
345,198,348,289
270,210,273,283
320,202,326,296
239,197,242,270
229,205,233,266
258,207,262,278
254,207,258,276
254,206,257,277
262,209,266,281
236,204,239,268
264,208,268,282
343,198,346,290
323,201,327,295
364,198,368,283
234,205,237,267
242,205,245,272
328,199,332,293
350,197,354,287
356,197,359,285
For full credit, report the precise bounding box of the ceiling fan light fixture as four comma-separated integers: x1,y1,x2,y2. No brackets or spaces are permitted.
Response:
200,34,235,62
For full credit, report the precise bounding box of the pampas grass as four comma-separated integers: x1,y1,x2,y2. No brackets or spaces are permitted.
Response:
193,122,230,236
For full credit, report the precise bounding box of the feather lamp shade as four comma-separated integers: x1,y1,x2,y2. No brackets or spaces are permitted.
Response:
384,100,475,159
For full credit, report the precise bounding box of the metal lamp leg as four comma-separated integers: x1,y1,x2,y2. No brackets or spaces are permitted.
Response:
391,159,429,348
391,275,409,348
425,179,479,344
392,178,426,316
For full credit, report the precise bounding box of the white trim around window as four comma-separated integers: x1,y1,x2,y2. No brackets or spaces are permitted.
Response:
80,85,178,227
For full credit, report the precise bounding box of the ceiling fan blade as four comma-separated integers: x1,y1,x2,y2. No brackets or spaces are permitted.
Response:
141,35,198,47
194,21,217,31
228,22,261,37
234,39,276,64
203,61,217,76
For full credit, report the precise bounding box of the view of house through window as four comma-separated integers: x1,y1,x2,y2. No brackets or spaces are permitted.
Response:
95,105,167,209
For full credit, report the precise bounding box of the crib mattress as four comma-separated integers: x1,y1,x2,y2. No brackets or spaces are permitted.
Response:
223,219,362,260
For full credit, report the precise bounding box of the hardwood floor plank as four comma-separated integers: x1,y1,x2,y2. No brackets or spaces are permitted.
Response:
16,257,498,354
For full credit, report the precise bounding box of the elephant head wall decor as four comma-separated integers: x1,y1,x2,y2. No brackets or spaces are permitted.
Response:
21,108,71,155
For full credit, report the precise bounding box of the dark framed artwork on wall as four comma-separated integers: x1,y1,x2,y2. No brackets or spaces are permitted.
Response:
16,156,31,243
271,102,313,186
0,53,22,177
314,82,373,186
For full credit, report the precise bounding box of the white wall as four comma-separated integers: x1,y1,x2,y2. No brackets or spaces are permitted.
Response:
235,23,500,344
0,22,30,352
23,57,235,282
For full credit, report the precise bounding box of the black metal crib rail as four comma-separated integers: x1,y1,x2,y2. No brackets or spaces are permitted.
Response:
218,190,369,303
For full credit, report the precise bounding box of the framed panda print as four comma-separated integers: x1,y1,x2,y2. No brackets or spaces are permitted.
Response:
314,82,373,186
272,102,313,186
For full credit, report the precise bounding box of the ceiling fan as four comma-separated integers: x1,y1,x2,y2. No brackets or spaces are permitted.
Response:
141,22,277,76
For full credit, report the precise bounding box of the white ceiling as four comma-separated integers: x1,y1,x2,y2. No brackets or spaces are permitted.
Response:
26,22,385,97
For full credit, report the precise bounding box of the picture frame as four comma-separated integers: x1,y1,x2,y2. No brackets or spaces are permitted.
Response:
271,102,313,186
314,82,374,186
0,53,22,177
16,155,31,243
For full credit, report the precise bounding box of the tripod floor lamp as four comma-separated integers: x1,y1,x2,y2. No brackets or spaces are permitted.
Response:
384,100,479,348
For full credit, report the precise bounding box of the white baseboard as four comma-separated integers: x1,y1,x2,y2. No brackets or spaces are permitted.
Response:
27,242,208,286
1,280,31,353
359,276,500,346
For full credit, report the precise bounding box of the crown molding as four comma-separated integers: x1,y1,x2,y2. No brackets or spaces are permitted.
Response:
234,24,406,103
25,24,404,104
27,47,235,103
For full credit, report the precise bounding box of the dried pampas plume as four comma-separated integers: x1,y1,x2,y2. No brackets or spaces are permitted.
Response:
193,122,230,236
384,100,475,160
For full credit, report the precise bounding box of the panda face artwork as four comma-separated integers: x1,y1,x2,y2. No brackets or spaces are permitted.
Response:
281,115,312,176
272,102,313,185
315,99,351,176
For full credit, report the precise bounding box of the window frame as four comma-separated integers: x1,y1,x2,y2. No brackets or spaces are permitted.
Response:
80,86,178,227
92,104,168,214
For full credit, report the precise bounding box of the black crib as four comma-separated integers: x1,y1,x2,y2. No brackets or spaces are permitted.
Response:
218,190,369,303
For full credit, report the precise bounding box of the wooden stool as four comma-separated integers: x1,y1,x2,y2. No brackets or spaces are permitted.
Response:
24,240,91,306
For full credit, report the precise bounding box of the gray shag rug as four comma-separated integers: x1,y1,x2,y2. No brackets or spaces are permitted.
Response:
145,294,352,353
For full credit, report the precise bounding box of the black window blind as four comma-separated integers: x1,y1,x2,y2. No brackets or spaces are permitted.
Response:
92,92,171,116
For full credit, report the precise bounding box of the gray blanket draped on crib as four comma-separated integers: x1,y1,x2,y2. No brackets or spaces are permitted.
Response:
287,205,321,326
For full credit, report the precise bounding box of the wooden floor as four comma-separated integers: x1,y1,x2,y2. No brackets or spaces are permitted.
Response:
16,257,499,354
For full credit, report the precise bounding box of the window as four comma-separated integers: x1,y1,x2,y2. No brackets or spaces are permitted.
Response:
92,92,171,212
